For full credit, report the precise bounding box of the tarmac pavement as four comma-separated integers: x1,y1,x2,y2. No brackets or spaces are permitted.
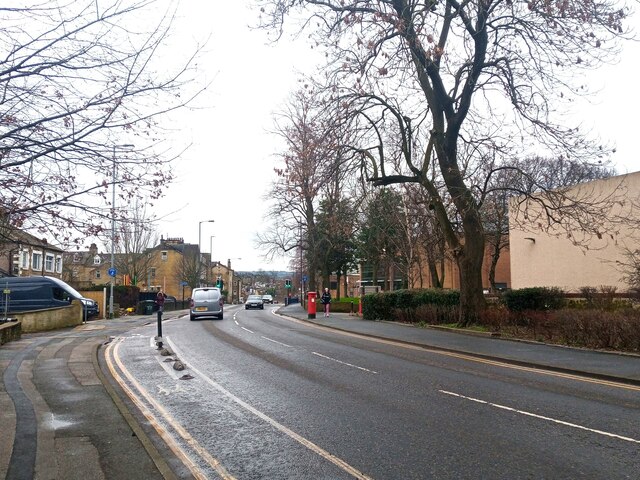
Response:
1,304,639,479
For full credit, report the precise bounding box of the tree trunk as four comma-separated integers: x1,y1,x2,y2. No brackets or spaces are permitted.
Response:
342,274,348,299
488,234,501,293
371,261,379,291
456,223,486,327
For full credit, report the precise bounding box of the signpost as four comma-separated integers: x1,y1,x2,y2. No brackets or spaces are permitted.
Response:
180,281,188,308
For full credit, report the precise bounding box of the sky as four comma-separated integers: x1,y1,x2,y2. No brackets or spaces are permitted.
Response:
149,1,640,273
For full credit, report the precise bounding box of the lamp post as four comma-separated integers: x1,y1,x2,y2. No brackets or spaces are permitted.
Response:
109,144,134,319
198,220,214,286
210,235,215,263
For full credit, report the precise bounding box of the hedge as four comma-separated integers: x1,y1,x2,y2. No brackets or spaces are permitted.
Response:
502,287,565,312
362,289,460,321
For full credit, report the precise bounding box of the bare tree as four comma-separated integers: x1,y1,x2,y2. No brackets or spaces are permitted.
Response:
114,201,158,286
175,245,202,291
481,156,616,291
0,1,205,244
258,88,340,292
258,0,632,324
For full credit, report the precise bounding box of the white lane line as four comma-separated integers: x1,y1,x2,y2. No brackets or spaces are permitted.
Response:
272,310,640,392
167,338,373,480
105,338,236,479
312,352,378,374
241,326,254,334
261,336,293,348
439,390,640,444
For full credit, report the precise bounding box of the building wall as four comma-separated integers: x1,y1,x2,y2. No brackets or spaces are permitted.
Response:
64,250,109,289
509,171,640,292
1,244,63,278
146,248,191,300
409,242,511,291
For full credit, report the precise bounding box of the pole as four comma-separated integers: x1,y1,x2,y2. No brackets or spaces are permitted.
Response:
108,144,134,319
156,307,163,349
198,220,214,287
109,146,116,319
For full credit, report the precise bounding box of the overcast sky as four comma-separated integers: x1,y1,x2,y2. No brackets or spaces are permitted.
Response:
149,1,640,273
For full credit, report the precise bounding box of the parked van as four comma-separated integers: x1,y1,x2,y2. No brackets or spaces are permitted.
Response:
0,276,99,320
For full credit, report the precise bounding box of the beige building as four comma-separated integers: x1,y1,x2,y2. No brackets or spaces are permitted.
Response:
63,243,110,289
210,259,241,303
509,171,640,292
0,227,64,279
144,237,200,300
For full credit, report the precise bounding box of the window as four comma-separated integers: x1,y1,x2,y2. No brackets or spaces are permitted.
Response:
32,251,42,270
161,251,168,261
20,250,29,269
52,287,71,302
45,254,54,272
55,256,62,273
150,267,156,278
73,253,81,263
72,268,78,277
96,270,101,279
93,255,101,265
12,254,19,275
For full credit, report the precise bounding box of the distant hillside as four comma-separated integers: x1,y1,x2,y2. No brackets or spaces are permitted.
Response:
236,271,293,278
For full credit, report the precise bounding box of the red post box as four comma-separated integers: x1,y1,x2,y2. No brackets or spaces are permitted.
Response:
307,291,317,319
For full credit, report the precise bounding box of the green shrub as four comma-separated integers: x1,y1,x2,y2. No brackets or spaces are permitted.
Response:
331,301,359,313
502,287,565,312
114,285,140,308
362,289,460,321
85,284,140,309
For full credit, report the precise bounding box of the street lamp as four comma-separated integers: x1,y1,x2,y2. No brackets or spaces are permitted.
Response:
109,144,135,319
198,220,215,253
210,235,215,263
198,220,214,286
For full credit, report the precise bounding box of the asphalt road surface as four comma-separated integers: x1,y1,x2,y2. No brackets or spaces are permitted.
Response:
106,305,640,479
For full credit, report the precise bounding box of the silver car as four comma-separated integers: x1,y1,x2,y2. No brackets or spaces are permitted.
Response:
189,287,224,320
245,294,264,310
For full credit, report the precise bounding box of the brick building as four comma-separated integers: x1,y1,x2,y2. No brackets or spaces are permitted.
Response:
0,227,64,279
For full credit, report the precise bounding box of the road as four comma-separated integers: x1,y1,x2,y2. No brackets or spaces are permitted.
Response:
106,304,640,479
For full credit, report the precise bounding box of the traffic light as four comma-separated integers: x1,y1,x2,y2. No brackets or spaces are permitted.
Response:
285,279,291,289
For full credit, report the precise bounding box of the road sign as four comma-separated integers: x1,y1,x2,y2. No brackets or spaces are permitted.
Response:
303,275,308,282
108,268,116,277
179,281,188,286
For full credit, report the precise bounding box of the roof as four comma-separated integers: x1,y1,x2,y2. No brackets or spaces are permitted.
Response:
0,226,63,253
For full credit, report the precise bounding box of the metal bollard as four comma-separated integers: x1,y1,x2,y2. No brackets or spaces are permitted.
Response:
156,308,163,349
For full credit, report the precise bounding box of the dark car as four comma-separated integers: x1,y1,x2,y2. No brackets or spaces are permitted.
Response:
189,287,223,320
79,297,99,319
245,294,264,310
0,276,99,320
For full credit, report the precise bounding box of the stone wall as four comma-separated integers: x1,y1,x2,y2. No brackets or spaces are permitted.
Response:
0,320,21,345
9,299,83,333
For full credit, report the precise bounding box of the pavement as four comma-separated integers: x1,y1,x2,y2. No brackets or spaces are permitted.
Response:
1,304,639,479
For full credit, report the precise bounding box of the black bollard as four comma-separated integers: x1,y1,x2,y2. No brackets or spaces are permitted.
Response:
156,308,163,349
